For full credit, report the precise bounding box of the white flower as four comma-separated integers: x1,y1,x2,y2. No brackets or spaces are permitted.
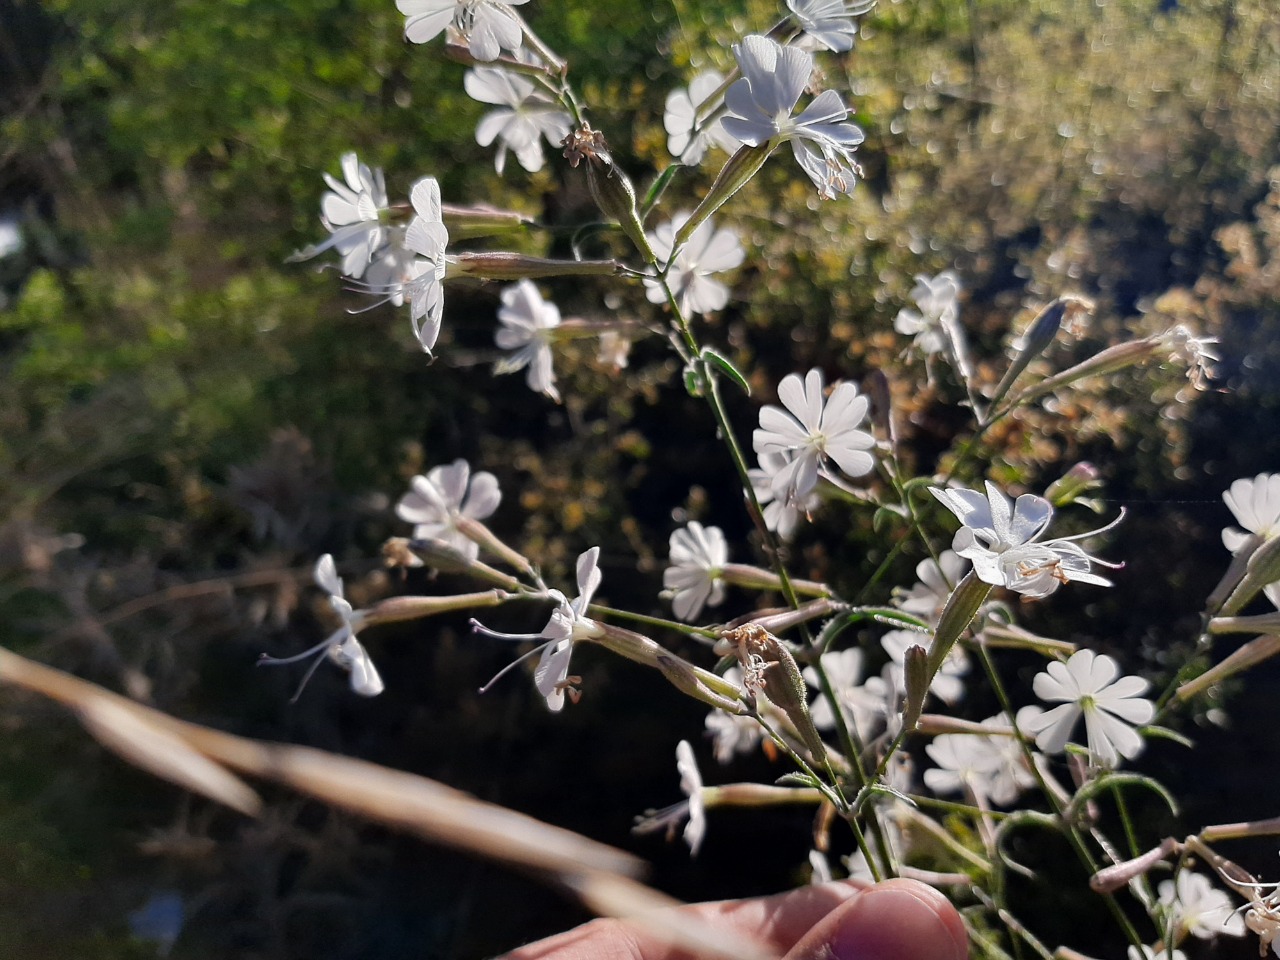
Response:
786,0,875,53
395,459,501,561
753,368,876,506
929,481,1118,598
1163,324,1221,392
705,669,762,763
1128,946,1187,960
802,648,889,738
473,547,605,712
663,522,729,621
896,551,968,626
464,65,572,174
664,71,741,164
721,35,865,199
494,280,562,401
882,629,967,705
895,271,961,358
259,554,383,698
1022,649,1154,766
402,176,450,353
977,711,1039,806
749,451,816,538
1222,473,1280,554
644,212,744,317
396,0,529,61
676,739,707,856
293,152,388,279
923,734,1003,797
1158,871,1246,940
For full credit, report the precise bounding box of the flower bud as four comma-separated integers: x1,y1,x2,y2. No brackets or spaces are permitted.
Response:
719,564,831,597
990,297,1093,407
735,598,846,634
441,203,533,240
362,590,508,627
899,643,929,735
393,536,522,590
1044,462,1102,508
674,144,773,249
448,252,621,280
929,570,991,678
1220,534,1280,617
452,515,537,579
655,654,747,714
1007,336,1161,407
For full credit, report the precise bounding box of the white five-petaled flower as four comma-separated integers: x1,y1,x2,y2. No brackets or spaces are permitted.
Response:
704,668,762,763
1163,324,1221,393
663,71,741,164
676,739,707,856
896,550,968,626
395,459,501,561
396,0,529,61
402,176,450,353
464,64,572,174
1158,871,1247,940
663,522,729,622
753,368,876,507
473,547,605,712
644,211,744,317
259,555,384,698
293,152,388,279
721,35,865,199
1222,473,1280,554
749,451,816,538
895,271,962,359
923,713,1037,806
1022,649,1153,767
929,481,1119,598
802,648,890,738
494,280,562,401
786,0,876,53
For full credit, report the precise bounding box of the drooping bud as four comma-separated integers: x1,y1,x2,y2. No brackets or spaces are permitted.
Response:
899,644,930,735
562,125,657,263
448,252,621,280
717,623,827,764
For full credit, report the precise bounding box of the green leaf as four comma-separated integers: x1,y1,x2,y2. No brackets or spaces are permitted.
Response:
775,772,820,789
640,164,682,218
700,347,751,396
1136,725,1194,749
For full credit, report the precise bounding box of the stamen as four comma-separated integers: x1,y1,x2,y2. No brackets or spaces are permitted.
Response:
476,636,554,695
257,638,332,667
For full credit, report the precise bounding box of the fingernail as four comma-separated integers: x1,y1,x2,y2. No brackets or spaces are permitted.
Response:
829,880,969,960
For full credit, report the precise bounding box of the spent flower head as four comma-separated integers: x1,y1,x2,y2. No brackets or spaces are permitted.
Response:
494,280,562,401
753,368,876,507
1022,649,1153,767
721,35,865,199
395,459,501,560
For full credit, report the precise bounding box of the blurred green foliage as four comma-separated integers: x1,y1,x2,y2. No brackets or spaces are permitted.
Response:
1,0,1278,955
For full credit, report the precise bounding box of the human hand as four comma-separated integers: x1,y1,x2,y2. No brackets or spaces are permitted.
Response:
500,878,969,960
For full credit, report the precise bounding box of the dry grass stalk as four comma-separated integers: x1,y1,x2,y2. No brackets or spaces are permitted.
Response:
0,646,775,960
